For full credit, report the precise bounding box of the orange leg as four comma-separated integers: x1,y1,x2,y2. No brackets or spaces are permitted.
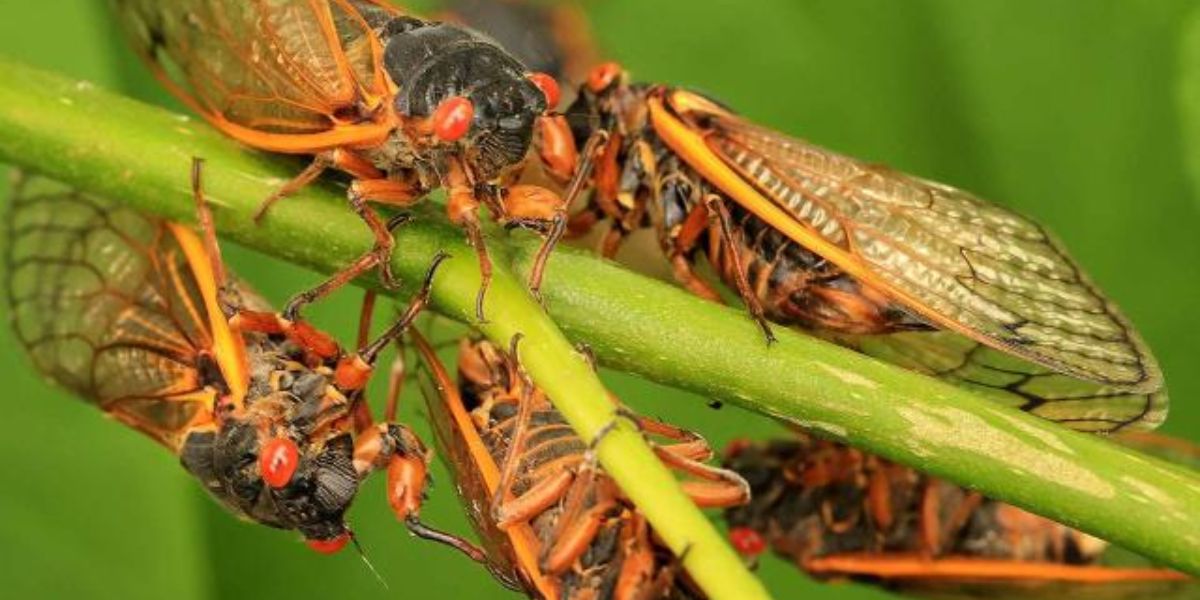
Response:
521,128,610,299
502,184,569,305
919,479,943,557
333,252,448,391
704,194,776,343
565,206,603,239
254,152,332,223
494,470,576,530
539,459,620,574
670,254,725,303
281,187,400,322
490,348,577,527
615,514,677,600
253,149,386,222
652,446,750,508
446,165,493,323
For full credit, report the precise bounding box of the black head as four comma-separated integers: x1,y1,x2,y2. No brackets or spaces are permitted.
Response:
181,423,360,552
381,17,548,178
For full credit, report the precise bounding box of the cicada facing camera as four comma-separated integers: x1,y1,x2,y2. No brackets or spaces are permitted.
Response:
562,64,1164,433
408,331,749,598
112,0,589,322
4,165,448,553
721,434,1192,598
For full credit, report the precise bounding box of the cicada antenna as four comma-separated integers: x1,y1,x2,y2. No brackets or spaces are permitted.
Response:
349,530,390,591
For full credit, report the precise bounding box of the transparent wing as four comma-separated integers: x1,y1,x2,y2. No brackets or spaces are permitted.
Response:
703,112,1161,394
4,173,217,450
111,0,399,145
833,331,1166,432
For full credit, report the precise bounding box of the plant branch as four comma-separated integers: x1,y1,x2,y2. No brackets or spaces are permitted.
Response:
2,58,1199,577
0,59,769,599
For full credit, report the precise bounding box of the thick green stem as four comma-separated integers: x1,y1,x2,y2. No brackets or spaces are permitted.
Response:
0,60,768,599
2,58,1199,578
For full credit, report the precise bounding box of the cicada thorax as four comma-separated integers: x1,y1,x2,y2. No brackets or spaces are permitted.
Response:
370,16,548,183
565,67,1165,433
413,333,744,599
722,435,1189,595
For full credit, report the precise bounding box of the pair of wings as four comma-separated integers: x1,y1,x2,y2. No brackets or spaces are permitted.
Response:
649,90,1166,432
111,0,404,151
4,173,241,451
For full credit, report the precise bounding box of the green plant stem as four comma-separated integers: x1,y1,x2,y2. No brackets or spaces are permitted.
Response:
0,59,769,600
2,58,1199,577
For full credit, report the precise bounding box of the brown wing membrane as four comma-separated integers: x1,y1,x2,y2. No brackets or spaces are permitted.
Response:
112,0,400,149
699,111,1161,393
4,173,218,450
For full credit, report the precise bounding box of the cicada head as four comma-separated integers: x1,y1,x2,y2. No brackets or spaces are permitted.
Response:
380,16,549,181
564,62,652,141
180,361,363,553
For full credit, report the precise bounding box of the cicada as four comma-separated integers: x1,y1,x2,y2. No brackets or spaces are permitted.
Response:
721,434,1192,598
409,330,749,598
562,64,1164,433
111,0,585,320
4,164,447,553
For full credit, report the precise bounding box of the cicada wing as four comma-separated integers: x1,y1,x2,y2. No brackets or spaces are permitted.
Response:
111,0,399,149
409,331,556,597
669,92,1161,395
833,330,1166,433
4,173,220,451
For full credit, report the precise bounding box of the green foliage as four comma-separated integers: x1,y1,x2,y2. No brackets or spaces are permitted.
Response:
0,1,1197,599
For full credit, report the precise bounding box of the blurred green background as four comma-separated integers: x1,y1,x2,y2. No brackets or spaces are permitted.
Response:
1,1,1198,598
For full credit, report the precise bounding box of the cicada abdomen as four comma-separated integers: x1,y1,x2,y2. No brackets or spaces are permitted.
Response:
410,331,749,598
562,65,1164,433
721,434,1191,598
4,166,447,554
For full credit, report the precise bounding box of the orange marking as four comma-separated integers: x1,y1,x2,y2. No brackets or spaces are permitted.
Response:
167,223,248,407
203,113,395,154
538,115,578,181
410,332,558,599
334,355,373,391
287,320,341,359
387,455,427,520
805,554,1189,583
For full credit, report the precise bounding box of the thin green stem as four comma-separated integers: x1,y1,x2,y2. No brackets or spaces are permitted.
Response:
2,58,1199,578
0,59,768,599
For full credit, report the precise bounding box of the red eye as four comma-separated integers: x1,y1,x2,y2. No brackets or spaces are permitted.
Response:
528,72,560,109
306,532,351,554
587,62,622,94
728,526,767,557
260,437,299,488
432,96,474,142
